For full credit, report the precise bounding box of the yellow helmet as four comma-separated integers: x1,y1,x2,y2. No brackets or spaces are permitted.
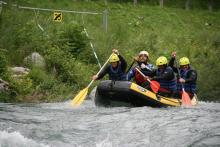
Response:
156,56,168,66
179,57,190,66
109,53,120,63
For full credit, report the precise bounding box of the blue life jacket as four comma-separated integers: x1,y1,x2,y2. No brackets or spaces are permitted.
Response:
178,68,196,94
156,66,177,92
108,63,126,81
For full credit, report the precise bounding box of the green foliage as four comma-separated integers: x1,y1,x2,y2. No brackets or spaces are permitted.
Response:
10,76,33,95
44,45,94,87
44,46,76,83
28,68,56,90
0,49,8,78
0,92,16,103
27,67,73,102
109,0,220,11
54,22,98,64
0,1,220,102
57,23,88,56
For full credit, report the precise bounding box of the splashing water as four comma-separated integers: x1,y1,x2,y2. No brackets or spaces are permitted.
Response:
0,100,219,147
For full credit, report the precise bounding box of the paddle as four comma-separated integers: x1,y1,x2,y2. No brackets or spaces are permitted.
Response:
126,60,135,73
135,68,160,93
174,59,192,106
71,54,113,106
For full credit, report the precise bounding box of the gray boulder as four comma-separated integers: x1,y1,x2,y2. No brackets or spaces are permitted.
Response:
0,78,9,91
24,52,45,68
10,67,30,78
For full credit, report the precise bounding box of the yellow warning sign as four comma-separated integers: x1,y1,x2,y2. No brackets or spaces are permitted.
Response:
53,12,62,22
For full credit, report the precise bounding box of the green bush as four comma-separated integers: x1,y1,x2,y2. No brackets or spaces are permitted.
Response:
57,23,88,56
54,22,99,64
44,46,76,83
1,1,220,102
10,76,33,95
28,68,57,90
0,49,8,78
44,46,95,87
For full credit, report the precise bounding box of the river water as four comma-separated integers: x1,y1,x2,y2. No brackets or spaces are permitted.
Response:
0,100,219,147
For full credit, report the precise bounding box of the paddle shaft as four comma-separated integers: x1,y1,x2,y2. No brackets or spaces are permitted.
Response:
174,58,185,91
174,58,191,106
87,54,114,88
126,61,135,73
135,68,154,85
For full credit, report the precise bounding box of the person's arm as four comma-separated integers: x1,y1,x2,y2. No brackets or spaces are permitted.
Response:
96,65,110,80
152,68,174,81
149,68,157,78
169,51,178,73
185,70,197,83
127,68,135,81
118,55,127,72
168,57,178,73
168,57,175,67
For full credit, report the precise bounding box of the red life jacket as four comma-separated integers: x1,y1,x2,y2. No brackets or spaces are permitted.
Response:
134,69,148,85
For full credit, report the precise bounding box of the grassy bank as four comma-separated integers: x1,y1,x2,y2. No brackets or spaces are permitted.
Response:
0,0,220,102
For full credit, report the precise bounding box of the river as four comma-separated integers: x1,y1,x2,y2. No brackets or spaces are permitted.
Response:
0,100,220,147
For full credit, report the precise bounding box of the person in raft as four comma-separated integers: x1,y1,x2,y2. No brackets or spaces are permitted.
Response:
127,51,156,88
92,49,127,81
169,52,197,98
151,56,177,97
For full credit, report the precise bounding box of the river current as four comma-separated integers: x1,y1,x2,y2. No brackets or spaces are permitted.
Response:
0,100,219,147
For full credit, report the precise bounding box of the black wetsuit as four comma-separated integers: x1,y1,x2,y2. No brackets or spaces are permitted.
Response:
97,55,127,81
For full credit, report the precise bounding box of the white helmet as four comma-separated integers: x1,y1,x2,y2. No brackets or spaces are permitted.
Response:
139,51,149,57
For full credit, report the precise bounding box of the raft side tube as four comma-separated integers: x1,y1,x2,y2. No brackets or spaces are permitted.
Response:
95,80,196,107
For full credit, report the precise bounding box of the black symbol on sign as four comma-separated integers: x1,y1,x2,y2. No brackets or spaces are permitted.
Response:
55,13,61,21
53,12,62,22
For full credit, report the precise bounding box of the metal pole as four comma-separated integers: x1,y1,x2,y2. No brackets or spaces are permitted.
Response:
0,1,7,14
84,28,102,68
104,0,107,5
12,5,102,15
103,9,108,32
0,3,2,14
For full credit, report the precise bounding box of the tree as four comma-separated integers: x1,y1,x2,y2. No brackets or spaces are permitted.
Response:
208,0,214,12
134,0,137,6
104,0,107,5
185,0,191,10
159,0,164,8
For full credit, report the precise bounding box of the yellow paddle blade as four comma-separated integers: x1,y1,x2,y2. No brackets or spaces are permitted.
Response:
71,88,88,106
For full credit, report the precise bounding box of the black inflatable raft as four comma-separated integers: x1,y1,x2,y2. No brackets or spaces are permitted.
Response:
94,80,198,107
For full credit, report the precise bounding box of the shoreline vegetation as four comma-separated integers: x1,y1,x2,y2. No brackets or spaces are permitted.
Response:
0,0,220,102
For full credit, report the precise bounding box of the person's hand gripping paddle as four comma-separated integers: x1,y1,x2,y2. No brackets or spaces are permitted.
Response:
174,59,192,106
135,68,160,93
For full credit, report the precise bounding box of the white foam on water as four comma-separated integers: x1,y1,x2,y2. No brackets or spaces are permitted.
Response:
39,99,95,110
0,130,49,147
95,135,113,147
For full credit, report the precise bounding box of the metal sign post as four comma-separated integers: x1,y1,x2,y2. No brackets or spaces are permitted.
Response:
103,9,108,32
0,1,7,14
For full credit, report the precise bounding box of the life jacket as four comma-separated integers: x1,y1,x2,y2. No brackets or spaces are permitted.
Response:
108,63,126,81
156,66,177,92
177,68,196,94
134,64,154,85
